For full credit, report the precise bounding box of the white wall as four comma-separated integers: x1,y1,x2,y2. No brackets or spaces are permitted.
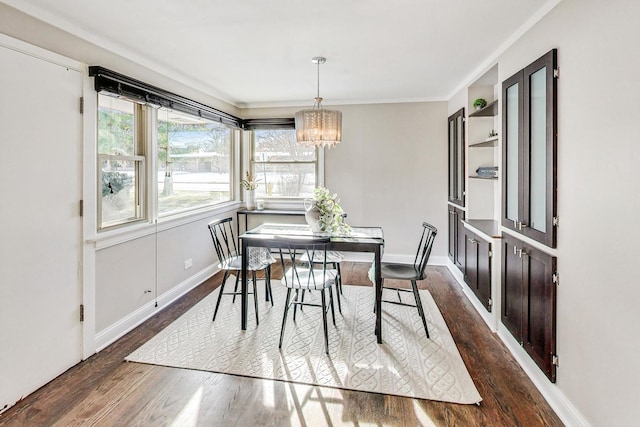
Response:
244,102,449,260
451,0,640,425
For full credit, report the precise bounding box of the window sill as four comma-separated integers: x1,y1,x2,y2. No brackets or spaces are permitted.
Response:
88,201,242,250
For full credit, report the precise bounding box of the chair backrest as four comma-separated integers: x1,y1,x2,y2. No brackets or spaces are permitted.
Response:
413,222,438,280
275,236,331,289
207,217,238,264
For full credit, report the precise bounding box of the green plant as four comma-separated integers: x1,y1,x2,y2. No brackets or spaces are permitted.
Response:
240,171,260,190
473,98,487,109
312,187,350,233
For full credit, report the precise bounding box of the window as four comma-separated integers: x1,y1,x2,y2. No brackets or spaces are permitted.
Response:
98,94,145,228
251,128,319,198
97,96,235,231
156,108,232,216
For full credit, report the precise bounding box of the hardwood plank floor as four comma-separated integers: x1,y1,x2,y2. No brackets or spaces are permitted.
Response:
0,263,564,426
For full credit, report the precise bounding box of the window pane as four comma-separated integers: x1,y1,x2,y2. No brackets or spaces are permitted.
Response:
100,157,140,226
157,108,231,216
253,162,316,198
254,129,315,162
98,94,143,230
98,95,135,155
529,67,547,233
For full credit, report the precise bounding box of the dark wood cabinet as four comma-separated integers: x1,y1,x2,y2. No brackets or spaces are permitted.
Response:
464,229,492,311
448,206,465,271
502,49,558,248
501,233,557,382
448,108,465,206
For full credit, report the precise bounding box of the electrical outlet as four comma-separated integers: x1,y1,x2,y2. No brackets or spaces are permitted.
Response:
184,258,193,270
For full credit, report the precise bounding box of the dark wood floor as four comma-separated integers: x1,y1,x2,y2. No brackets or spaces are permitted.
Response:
0,263,563,426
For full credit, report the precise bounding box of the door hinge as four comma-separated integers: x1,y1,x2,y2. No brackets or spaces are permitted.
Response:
552,272,559,285
552,354,559,366
79,199,84,217
553,68,560,78
79,97,84,114
552,216,559,227
80,304,85,322
488,250,493,258
488,298,493,308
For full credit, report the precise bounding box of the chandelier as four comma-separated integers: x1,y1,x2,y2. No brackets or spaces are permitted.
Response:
295,57,342,148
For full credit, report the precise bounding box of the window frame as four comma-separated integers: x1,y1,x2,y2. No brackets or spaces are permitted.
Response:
248,128,324,203
154,107,235,219
97,96,147,231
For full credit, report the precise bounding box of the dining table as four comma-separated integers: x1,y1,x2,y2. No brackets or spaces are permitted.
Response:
239,223,386,343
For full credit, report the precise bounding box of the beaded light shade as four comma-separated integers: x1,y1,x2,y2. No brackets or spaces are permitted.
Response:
295,57,342,148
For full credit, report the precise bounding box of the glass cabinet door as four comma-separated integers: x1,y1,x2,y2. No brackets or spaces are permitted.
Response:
501,49,557,248
502,74,522,229
448,108,465,206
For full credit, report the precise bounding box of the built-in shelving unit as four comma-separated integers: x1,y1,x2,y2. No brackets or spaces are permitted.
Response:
469,135,498,147
468,99,498,117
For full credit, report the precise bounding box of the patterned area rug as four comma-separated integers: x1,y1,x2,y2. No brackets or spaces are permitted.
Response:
126,276,481,404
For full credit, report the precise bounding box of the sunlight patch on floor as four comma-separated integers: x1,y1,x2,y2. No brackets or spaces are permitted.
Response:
170,386,203,427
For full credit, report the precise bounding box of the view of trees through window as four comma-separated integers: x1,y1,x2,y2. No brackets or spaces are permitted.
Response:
98,95,141,227
157,108,231,216
97,94,233,230
252,129,317,198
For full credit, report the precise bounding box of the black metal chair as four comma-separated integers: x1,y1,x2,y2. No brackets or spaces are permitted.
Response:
380,222,437,338
208,217,274,325
276,236,338,355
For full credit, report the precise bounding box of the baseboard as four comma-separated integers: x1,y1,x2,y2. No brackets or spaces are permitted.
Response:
445,263,589,427
497,325,591,427
95,264,218,351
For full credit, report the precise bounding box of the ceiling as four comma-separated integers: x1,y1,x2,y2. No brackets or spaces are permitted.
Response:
2,0,557,108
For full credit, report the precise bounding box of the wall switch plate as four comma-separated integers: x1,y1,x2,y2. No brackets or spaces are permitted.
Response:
184,258,192,270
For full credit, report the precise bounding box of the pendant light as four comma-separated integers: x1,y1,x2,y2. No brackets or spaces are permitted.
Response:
295,57,342,148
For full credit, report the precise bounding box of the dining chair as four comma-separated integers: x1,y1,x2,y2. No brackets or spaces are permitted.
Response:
276,236,338,355
380,222,437,338
208,217,275,325
298,212,347,312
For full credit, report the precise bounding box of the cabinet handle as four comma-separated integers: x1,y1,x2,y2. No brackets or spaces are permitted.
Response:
517,249,528,258
144,289,152,294
468,238,477,244
518,222,528,231
513,245,518,255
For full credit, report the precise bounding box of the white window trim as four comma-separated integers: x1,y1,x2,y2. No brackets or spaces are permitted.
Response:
246,129,324,210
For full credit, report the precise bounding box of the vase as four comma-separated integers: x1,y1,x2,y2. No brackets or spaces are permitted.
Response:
303,199,323,232
245,189,255,210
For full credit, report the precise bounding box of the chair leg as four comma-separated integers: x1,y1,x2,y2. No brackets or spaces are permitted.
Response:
411,280,429,338
279,288,293,349
328,287,336,326
320,289,330,355
232,273,240,303
266,266,274,306
213,270,229,322
332,265,342,314
252,271,259,326
293,290,300,322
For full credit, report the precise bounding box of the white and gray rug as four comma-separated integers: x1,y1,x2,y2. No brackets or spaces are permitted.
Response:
126,276,482,404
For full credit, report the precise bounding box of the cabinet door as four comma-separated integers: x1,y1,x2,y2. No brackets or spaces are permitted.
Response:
464,231,492,312
501,71,524,233
522,243,557,382
477,237,492,311
448,207,456,261
501,234,524,342
448,108,465,206
463,230,478,291
501,49,558,248
454,207,466,271
522,50,558,247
